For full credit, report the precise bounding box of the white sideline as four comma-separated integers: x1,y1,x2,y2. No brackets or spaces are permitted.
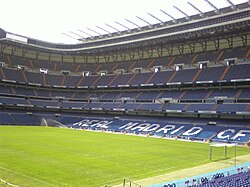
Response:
0,178,20,187
0,166,59,187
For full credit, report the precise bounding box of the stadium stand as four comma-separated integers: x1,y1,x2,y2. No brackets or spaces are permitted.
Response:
0,0,249,151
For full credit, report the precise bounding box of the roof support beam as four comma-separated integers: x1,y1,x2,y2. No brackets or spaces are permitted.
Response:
94,55,99,63
156,46,163,57
213,38,220,51
160,9,177,23
240,34,247,47
173,6,190,20
225,0,236,10
200,41,207,52
69,31,84,38
204,0,220,14
78,29,93,37
62,33,78,40
137,49,144,60
166,45,173,56
226,36,233,49
111,53,118,62
125,19,140,29
105,24,120,32
83,55,88,63
187,2,204,17
147,13,163,23
136,16,152,27
146,48,154,58
96,26,111,34
115,21,131,30
87,28,101,35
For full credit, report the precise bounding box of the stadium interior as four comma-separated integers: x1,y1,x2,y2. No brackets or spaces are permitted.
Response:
0,0,249,186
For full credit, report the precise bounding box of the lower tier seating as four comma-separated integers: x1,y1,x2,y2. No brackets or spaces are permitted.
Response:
65,117,250,144
189,170,250,187
0,111,249,144
1,94,249,114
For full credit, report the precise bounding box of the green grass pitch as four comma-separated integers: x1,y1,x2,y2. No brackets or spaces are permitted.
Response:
0,126,249,187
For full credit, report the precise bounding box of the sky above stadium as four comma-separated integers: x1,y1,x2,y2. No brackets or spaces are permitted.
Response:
0,0,247,44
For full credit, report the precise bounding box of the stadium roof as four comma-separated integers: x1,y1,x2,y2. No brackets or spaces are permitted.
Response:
0,0,248,44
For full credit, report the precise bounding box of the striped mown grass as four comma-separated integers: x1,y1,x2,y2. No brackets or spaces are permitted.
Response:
0,126,249,187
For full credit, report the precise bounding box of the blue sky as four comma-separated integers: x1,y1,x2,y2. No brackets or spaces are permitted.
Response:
0,0,247,43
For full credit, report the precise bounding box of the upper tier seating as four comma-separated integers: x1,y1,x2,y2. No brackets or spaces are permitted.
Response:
171,68,198,83
25,71,44,84
223,63,250,81
1,63,250,88
196,66,226,82
95,74,116,87
78,76,98,87
147,71,174,85
109,73,133,86
0,49,249,88
129,72,153,86
64,76,81,87
0,47,248,73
